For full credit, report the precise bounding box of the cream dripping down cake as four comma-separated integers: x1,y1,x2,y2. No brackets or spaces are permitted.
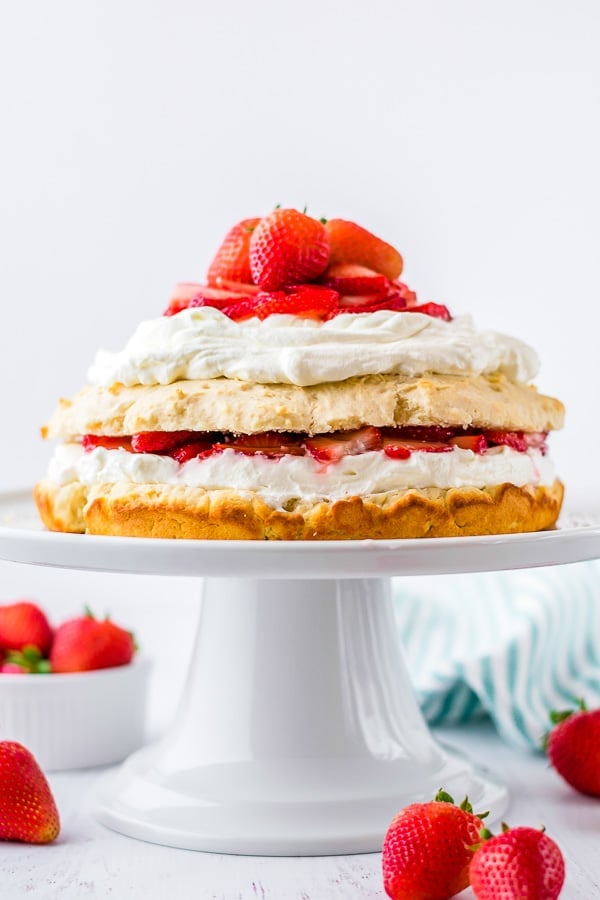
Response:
35,209,564,540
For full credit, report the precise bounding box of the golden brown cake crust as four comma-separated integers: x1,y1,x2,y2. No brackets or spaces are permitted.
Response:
43,373,565,439
34,478,564,541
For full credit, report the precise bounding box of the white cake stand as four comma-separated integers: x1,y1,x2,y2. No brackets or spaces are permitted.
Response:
1,489,600,856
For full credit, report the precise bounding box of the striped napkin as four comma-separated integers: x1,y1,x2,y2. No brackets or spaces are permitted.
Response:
393,561,600,750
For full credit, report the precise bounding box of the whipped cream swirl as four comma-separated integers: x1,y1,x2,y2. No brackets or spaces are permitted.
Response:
88,308,539,388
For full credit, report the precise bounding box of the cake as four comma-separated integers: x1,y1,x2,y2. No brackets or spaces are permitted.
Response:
34,209,564,540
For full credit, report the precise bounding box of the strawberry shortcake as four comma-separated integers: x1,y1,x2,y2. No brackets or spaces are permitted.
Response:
35,209,564,539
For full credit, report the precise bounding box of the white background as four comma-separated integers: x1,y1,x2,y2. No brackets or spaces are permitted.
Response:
0,2,599,670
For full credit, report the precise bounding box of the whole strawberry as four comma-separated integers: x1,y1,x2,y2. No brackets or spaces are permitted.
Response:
0,601,53,656
545,699,600,797
50,608,135,673
0,742,60,843
207,217,261,287
470,825,565,899
249,208,330,289
382,790,486,900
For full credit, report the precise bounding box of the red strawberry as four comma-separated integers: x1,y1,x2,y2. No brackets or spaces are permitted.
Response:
171,439,216,464
305,427,382,462
381,441,412,460
163,282,204,316
382,791,486,900
82,435,133,452
50,609,135,673
0,602,52,656
383,438,453,459
544,699,600,797
322,263,389,297
469,825,565,900
208,277,261,295
164,285,256,317
207,217,261,287
450,434,488,454
249,209,330,289
384,426,456,443
131,431,195,454
389,280,418,307
324,218,403,280
214,432,306,458
257,285,339,319
0,742,60,844
486,430,528,452
407,302,452,321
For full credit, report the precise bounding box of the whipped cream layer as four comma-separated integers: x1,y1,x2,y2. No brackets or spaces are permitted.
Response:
49,444,555,509
88,308,539,388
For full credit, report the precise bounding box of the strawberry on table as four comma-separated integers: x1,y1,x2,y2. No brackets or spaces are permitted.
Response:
324,218,403,280
469,824,565,900
249,208,330,289
0,742,60,843
207,217,261,287
0,602,53,656
50,608,135,673
382,790,486,900
544,699,600,797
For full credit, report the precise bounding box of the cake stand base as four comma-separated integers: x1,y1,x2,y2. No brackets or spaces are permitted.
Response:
97,576,507,855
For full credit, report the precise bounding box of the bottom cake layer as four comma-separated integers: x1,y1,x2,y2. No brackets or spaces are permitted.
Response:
34,478,564,540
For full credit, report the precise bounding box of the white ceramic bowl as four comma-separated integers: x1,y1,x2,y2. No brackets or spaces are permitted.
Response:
0,658,150,771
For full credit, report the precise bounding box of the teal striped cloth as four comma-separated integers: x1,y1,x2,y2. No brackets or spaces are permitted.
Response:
393,561,600,750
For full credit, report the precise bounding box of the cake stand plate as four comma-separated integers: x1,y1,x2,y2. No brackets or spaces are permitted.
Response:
1,490,599,856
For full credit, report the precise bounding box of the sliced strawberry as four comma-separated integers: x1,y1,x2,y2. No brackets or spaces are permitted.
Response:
486,430,528,452
450,434,488,453
382,426,456,442
406,302,452,321
210,276,261,295
171,440,216,464
164,285,256,316
324,219,403,280
389,281,418,307
82,435,132,452
524,431,549,451
214,432,306,458
383,438,453,457
305,427,382,462
222,286,340,321
164,282,205,316
382,440,412,460
207,217,261,287
221,297,261,321
258,286,339,319
322,263,389,297
131,431,196,453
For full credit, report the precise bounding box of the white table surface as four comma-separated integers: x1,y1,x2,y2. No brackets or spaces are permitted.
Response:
0,721,597,899
0,565,598,898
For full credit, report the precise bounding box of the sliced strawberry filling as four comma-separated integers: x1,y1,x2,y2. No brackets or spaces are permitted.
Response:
81,427,549,463
163,269,450,323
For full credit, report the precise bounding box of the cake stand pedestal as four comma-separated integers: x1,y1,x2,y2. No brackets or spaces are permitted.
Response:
1,491,599,855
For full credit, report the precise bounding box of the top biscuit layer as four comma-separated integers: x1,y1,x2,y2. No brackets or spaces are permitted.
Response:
44,373,565,438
